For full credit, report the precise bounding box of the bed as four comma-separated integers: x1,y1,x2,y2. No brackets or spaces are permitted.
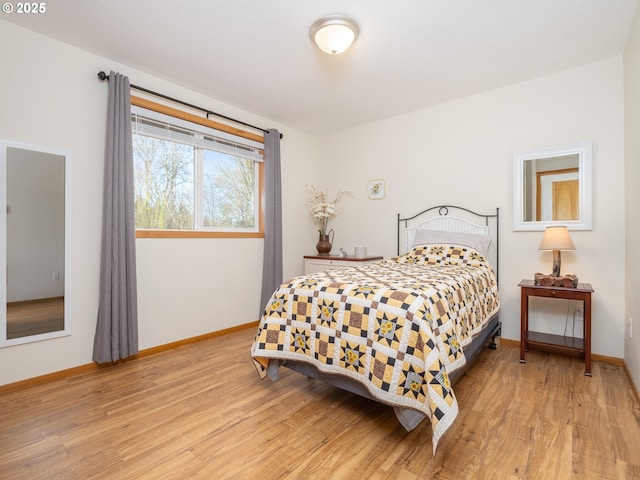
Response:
251,205,500,453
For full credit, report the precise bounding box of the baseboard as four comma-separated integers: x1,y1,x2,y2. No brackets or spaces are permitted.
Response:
498,338,519,347
592,353,624,366
0,321,259,394
497,337,624,365
7,296,64,307
128,321,258,361
0,362,103,394
623,363,640,405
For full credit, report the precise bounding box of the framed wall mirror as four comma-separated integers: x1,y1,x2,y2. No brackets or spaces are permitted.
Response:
0,140,72,347
513,142,592,231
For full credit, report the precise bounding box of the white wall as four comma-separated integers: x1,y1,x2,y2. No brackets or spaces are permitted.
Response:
0,20,317,385
318,57,626,358
624,6,640,391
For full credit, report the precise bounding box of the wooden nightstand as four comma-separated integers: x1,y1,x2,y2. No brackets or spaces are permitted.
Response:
303,255,383,274
518,279,594,376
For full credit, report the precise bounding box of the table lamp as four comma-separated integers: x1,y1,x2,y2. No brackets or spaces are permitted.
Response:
539,226,575,277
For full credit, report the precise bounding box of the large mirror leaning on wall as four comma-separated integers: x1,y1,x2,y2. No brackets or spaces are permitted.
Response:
513,142,592,231
0,140,72,347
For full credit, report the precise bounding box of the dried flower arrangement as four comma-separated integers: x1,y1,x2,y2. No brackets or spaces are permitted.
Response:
306,185,352,235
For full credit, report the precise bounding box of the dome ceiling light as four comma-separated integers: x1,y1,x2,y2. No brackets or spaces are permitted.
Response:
309,15,359,55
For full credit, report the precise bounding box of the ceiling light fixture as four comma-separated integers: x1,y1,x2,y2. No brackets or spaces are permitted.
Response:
309,15,359,55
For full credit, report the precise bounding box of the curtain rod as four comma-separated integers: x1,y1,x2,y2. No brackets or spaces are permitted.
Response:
97,71,282,139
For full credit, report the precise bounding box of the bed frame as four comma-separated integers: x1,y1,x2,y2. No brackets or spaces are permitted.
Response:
281,205,501,431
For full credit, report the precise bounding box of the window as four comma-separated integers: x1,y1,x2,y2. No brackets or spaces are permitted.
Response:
130,100,264,238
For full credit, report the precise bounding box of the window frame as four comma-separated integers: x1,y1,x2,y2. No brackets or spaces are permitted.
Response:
130,96,265,239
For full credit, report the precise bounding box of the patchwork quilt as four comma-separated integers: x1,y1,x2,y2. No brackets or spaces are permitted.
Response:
251,244,500,453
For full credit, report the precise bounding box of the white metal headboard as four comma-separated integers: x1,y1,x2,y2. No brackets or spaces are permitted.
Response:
397,205,500,281
404,215,489,252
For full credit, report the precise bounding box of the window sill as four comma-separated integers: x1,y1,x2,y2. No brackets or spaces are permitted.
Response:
136,230,264,239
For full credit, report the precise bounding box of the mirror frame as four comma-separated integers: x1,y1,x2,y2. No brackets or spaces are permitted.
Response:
513,142,592,231
0,139,72,347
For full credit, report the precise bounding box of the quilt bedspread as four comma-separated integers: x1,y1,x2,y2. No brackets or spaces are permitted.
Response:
251,245,500,452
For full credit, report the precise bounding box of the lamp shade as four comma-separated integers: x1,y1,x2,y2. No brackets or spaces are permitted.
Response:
539,226,575,251
310,15,359,54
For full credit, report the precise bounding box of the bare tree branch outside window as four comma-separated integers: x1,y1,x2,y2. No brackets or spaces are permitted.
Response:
133,135,194,229
133,134,257,231
203,150,255,229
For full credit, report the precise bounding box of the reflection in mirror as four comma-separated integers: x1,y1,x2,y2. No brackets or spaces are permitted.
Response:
0,140,71,346
523,154,579,222
513,143,592,231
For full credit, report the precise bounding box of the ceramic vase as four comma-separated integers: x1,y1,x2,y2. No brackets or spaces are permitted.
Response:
316,229,334,255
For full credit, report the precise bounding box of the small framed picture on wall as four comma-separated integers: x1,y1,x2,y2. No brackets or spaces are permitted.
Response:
368,179,385,200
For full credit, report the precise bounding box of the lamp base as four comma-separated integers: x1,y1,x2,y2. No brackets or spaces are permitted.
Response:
534,272,578,288
552,250,561,277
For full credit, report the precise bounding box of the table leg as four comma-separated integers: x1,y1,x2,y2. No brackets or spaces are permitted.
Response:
584,294,592,376
520,289,527,363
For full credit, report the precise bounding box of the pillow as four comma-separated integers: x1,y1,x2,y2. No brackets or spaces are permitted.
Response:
412,229,491,256
394,244,487,267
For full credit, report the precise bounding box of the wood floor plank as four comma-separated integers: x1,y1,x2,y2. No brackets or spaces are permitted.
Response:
617,460,640,480
0,328,639,479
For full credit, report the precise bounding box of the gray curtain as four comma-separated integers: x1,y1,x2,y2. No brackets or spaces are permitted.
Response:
259,129,283,317
93,71,139,364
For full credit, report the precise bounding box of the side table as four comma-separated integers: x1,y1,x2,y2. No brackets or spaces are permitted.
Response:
518,279,594,376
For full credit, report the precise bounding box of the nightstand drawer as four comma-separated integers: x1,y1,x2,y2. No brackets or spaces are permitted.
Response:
303,255,383,274
524,287,584,300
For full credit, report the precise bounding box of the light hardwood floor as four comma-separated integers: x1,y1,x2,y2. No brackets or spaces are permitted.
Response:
1,328,638,479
